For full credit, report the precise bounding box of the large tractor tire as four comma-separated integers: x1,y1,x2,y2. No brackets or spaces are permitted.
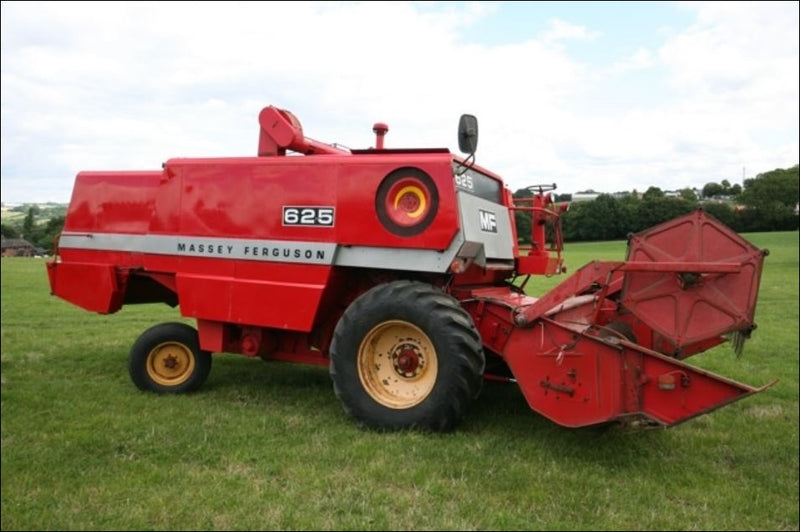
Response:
329,280,485,432
129,322,212,393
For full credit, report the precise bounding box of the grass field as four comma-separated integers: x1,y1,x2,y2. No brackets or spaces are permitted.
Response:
2,232,798,531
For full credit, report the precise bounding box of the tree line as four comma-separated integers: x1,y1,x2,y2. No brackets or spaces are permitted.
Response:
514,165,798,243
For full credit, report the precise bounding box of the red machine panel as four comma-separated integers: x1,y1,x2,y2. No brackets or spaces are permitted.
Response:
622,210,766,348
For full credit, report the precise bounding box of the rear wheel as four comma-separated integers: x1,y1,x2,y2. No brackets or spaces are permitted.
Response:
129,322,212,393
330,280,485,431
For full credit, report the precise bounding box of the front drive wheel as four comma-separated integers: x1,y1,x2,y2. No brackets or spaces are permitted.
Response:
330,280,485,432
129,322,212,393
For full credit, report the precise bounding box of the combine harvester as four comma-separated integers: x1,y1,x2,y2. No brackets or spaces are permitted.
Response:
47,105,772,431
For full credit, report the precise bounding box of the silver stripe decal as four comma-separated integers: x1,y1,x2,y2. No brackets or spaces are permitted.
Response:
58,231,463,272
59,233,337,265
334,233,463,272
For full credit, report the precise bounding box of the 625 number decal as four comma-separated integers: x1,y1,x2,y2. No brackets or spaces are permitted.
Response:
282,206,335,227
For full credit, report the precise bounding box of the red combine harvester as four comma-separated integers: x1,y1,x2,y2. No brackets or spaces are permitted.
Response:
47,105,772,431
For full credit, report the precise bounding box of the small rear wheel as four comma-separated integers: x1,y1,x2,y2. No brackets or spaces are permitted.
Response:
129,322,212,393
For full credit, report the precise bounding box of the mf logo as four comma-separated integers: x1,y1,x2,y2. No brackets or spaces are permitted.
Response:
479,209,497,233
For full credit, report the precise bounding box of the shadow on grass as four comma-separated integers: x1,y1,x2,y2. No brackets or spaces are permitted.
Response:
186,355,682,470
467,379,684,468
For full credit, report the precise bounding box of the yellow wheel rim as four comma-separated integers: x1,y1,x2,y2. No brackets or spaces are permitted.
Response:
357,320,438,409
146,341,196,387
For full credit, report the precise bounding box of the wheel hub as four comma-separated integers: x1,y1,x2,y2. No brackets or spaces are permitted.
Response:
163,354,179,369
393,345,422,376
357,320,438,409
146,342,195,386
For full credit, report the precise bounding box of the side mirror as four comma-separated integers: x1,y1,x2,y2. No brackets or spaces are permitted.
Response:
458,114,478,155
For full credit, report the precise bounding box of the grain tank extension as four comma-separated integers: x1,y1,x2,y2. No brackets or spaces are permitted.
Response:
47,105,773,431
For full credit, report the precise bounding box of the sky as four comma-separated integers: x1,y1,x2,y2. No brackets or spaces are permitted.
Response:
1,1,798,204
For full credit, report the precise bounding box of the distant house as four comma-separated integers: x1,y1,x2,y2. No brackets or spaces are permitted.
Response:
1,238,37,257
570,192,600,203
569,191,633,203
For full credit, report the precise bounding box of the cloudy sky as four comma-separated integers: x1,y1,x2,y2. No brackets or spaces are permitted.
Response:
1,1,798,204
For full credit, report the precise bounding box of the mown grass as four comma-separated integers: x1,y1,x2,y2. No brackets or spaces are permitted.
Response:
2,232,798,531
